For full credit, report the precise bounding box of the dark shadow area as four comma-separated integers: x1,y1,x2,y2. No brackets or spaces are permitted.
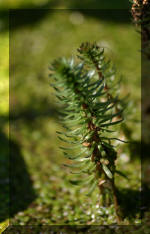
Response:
66,0,131,23
141,155,150,218
0,1,57,32
3,224,143,233
0,84,60,223
0,10,9,31
121,123,141,161
141,13,150,219
129,140,141,161
0,97,60,127
10,100,59,123
117,188,141,219
141,141,150,160
9,135,36,222
9,8,54,32
0,131,9,222
68,0,131,10
141,184,150,218
9,9,131,33
1,2,132,33
72,9,131,24
0,130,36,222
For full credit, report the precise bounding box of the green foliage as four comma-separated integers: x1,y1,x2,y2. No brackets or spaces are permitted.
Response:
50,42,127,216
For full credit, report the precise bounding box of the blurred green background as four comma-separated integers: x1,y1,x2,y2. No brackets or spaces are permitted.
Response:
0,0,141,227
0,0,131,9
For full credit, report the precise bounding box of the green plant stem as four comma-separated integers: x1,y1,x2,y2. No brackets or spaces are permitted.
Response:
83,44,122,223
88,44,122,118
82,99,121,223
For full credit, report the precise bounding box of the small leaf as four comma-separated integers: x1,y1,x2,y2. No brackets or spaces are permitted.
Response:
70,57,74,67
115,170,129,180
102,164,113,179
100,118,124,127
87,70,95,78
89,84,104,98
63,159,89,168
69,174,94,186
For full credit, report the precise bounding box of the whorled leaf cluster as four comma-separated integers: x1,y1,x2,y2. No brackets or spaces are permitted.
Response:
49,42,127,211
